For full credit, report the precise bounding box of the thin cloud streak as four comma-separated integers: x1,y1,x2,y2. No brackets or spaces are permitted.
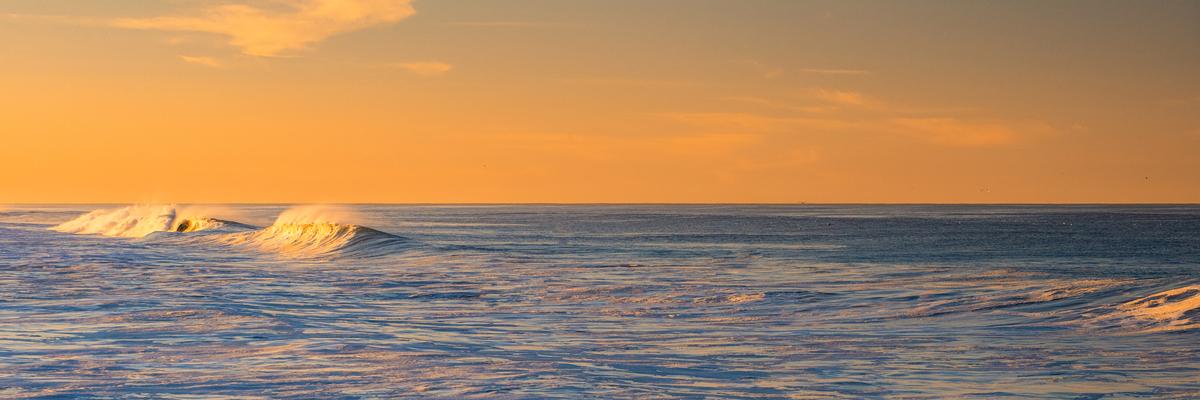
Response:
724,97,834,114
891,118,1054,148
447,21,577,29
563,77,708,88
683,91,1057,148
394,61,454,76
111,0,416,56
1,12,108,27
178,55,224,68
798,68,872,75
742,59,784,79
810,89,868,106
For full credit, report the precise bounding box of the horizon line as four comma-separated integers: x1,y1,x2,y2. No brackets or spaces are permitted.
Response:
5,202,1199,206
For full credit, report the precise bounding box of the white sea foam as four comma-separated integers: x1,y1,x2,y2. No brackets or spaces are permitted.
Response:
51,205,238,238
1110,285,1200,333
50,204,409,258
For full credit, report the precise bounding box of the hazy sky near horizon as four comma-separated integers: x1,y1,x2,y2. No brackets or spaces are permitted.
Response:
2,0,1197,203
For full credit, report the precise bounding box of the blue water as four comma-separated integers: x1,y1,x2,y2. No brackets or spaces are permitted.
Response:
1,204,1198,398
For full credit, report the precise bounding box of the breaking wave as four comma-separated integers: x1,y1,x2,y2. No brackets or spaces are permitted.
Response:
52,205,412,258
1090,285,1200,333
51,205,252,238
216,222,412,258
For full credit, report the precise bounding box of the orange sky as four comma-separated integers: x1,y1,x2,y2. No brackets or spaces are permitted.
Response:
1,0,1198,203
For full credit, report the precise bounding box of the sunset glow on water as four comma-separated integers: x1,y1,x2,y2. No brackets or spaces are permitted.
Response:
2,205,1199,398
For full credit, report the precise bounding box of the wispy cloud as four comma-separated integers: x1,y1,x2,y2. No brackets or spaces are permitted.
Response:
563,77,705,88
687,91,1056,148
487,132,769,164
178,55,223,68
1,12,106,26
797,68,872,75
810,89,869,106
393,61,454,76
447,21,574,29
725,90,875,113
891,118,1054,147
1160,95,1200,108
663,112,789,131
737,60,870,79
742,60,784,79
724,96,833,113
661,112,861,132
111,0,416,56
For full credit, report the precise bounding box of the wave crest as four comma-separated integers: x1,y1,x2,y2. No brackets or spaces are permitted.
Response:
1111,286,1200,333
1082,285,1200,334
52,205,412,258
218,222,410,258
51,205,240,238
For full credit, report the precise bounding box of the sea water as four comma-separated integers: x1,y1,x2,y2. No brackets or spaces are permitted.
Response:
1,204,1198,398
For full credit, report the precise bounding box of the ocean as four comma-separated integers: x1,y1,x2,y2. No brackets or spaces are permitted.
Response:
0,204,1198,398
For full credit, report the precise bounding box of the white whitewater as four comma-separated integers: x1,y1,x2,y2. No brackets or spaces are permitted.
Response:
51,205,241,238
216,221,410,258
214,206,410,258
1112,285,1200,333
52,205,410,258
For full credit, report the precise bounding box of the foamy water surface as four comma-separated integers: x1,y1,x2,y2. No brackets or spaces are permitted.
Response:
1,205,1198,398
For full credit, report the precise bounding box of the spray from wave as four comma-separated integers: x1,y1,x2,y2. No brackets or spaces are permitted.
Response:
50,205,407,258
215,206,411,258
51,205,249,238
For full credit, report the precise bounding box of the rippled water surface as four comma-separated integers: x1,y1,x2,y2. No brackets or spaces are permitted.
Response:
1,204,1199,398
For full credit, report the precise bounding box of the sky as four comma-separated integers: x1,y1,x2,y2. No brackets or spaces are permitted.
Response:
1,0,1197,203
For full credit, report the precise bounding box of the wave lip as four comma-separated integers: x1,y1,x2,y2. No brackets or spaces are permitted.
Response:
52,205,239,238
1110,285,1200,333
217,222,413,259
